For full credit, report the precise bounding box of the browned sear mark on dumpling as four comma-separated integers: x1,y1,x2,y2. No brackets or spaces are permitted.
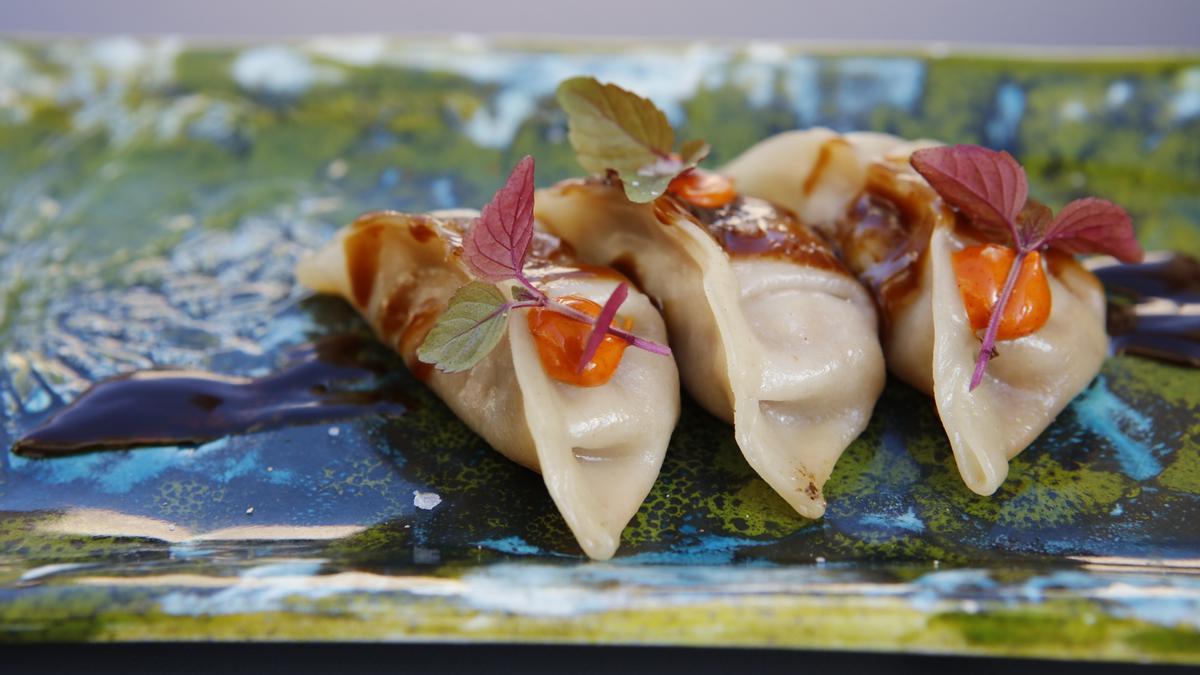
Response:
343,220,385,308
804,481,820,501
379,280,442,358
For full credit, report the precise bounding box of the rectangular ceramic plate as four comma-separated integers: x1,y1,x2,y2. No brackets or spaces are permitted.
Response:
1,36,1199,663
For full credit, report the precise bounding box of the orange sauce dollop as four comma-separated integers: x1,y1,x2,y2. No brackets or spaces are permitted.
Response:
526,296,631,387
667,168,737,208
952,243,1051,341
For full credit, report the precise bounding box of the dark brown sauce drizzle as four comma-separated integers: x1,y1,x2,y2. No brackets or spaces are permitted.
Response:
376,279,442,383
837,163,951,318
842,193,926,316
803,137,849,196
1091,253,1200,367
343,211,452,311
662,194,845,274
839,162,1015,319
11,335,410,459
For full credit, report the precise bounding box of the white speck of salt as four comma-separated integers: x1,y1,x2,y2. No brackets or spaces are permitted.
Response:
37,198,61,219
327,426,340,437
245,507,254,515
327,158,349,180
413,491,442,511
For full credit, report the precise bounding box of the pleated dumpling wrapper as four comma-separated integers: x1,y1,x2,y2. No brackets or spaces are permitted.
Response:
724,128,1142,495
534,177,885,518
296,160,679,560
541,77,885,518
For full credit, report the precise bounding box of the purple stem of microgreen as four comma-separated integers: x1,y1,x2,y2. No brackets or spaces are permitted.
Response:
969,246,1028,391
550,298,672,355
470,300,540,335
969,203,1030,391
506,300,542,311
517,275,543,301
577,281,628,375
509,271,671,357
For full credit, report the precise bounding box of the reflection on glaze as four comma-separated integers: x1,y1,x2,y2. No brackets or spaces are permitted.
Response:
670,194,845,273
837,163,947,317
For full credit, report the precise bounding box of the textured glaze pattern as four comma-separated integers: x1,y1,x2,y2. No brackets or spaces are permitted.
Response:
1,37,1199,661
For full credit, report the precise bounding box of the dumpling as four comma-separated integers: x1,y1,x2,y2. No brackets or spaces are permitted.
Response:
535,175,886,518
724,129,1110,496
296,209,680,560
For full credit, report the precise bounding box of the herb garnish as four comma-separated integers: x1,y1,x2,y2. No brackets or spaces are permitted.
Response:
416,155,671,375
910,144,1144,390
556,76,710,203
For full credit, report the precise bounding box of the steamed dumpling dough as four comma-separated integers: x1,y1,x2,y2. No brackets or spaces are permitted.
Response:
724,129,1108,495
297,209,680,560
535,181,885,518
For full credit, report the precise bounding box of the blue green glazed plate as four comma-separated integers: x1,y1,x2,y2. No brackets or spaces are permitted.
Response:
1,36,1199,662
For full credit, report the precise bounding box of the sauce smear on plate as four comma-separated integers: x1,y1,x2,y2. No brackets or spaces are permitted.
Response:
12,335,409,458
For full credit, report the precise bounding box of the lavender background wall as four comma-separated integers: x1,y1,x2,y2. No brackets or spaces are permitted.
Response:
0,0,1197,47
